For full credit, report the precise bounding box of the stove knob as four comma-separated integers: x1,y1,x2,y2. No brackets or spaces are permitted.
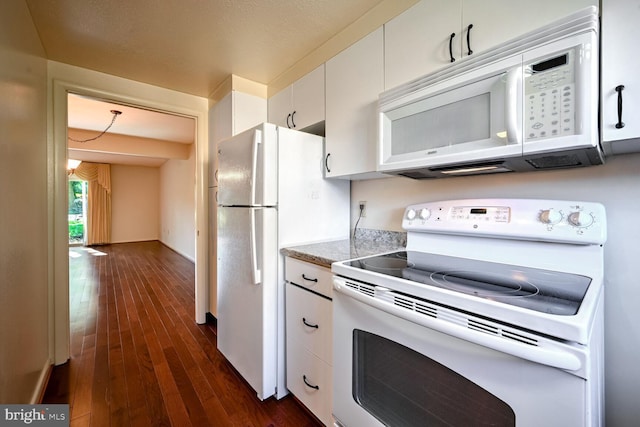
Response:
406,209,417,220
539,209,562,224
568,211,594,228
418,208,431,220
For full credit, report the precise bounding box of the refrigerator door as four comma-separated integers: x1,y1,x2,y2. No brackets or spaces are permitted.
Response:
217,205,278,400
218,123,277,207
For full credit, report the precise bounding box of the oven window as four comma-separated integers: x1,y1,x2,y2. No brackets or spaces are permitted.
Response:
353,330,515,427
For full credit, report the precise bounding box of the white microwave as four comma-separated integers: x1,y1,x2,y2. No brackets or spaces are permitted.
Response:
378,8,603,178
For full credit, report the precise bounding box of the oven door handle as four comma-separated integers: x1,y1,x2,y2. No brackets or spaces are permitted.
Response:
334,279,582,372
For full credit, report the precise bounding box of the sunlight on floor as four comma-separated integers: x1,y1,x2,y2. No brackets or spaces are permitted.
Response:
69,247,108,257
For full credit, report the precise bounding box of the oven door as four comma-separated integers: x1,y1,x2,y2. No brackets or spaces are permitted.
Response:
332,278,595,427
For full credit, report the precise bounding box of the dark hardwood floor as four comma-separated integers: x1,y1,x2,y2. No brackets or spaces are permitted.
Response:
43,241,322,427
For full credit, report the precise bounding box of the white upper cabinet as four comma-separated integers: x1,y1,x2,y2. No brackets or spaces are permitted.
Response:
601,0,640,153
325,27,384,179
384,0,461,90
461,0,596,58
268,64,325,131
384,0,596,90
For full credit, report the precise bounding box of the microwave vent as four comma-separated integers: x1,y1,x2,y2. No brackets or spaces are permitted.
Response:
526,154,583,169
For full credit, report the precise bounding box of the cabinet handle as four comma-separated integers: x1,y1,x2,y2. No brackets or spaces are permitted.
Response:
615,85,625,129
466,24,474,55
303,375,320,390
449,32,456,63
286,113,292,128
302,317,319,329
302,273,318,283
291,110,297,128
324,153,331,173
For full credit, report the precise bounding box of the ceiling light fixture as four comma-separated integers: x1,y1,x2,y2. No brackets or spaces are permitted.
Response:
69,109,122,143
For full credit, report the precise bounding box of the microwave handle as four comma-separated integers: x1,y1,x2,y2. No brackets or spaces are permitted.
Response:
505,66,522,145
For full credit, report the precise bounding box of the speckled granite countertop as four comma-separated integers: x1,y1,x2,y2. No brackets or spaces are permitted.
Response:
281,229,406,269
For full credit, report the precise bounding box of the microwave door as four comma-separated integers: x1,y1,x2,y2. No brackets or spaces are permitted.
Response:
378,58,523,173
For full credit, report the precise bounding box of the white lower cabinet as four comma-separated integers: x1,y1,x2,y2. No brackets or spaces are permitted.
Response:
285,257,333,426
286,342,332,424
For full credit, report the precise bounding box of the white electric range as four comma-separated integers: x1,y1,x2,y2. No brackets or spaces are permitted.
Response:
332,198,605,427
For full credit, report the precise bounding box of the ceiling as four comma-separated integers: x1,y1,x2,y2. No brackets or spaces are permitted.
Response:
26,0,393,167
26,0,388,98
67,94,196,167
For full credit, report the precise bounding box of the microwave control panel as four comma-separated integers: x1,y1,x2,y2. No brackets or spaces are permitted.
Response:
524,49,576,141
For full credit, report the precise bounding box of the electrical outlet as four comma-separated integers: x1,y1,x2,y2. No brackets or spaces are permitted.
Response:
359,201,367,217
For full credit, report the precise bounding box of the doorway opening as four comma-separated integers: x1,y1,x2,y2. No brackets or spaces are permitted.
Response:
51,78,208,366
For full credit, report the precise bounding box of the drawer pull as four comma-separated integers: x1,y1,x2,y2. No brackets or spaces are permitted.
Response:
302,318,319,329
302,274,318,283
303,375,320,390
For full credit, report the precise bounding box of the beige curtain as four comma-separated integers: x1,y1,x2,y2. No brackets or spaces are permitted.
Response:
74,162,111,245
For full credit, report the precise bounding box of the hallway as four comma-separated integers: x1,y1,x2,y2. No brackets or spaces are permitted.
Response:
43,241,320,426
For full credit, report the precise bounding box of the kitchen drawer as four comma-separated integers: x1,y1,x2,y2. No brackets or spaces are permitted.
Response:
285,257,333,298
286,282,333,363
286,341,333,426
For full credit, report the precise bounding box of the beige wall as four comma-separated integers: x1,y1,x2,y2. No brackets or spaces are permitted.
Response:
0,2,50,403
352,153,640,426
111,164,160,244
160,145,196,261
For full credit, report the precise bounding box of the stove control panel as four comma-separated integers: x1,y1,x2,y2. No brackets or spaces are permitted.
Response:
403,198,607,245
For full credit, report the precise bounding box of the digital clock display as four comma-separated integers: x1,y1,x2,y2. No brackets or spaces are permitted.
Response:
470,208,487,214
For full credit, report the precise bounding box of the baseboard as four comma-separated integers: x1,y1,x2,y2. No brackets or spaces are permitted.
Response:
159,240,195,263
31,359,53,404
110,238,158,244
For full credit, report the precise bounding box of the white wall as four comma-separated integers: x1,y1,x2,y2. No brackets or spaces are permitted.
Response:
0,2,50,403
160,145,196,261
351,153,640,426
111,164,160,244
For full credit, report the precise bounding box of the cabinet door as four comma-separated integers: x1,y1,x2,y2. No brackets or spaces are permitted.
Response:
233,91,267,135
267,85,293,128
461,0,596,60
325,27,384,178
268,66,324,131
384,0,461,90
291,64,325,131
601,0,640,145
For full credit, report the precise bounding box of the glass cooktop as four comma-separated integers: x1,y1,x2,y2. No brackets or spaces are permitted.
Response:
347,251,591,315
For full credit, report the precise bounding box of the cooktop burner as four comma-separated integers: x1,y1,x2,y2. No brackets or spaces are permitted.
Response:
347,251,591,315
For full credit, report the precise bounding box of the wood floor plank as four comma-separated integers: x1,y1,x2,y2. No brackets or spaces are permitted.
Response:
43,241,322,427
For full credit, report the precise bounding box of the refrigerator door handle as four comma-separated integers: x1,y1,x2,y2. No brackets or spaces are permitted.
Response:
250,208,262,285
250,129,262,206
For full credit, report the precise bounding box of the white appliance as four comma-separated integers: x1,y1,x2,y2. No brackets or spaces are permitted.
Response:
332,199,605,426
378,7,603,178
216,123,350,400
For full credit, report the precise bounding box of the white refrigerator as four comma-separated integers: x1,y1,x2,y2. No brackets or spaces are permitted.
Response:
216,123,350,400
